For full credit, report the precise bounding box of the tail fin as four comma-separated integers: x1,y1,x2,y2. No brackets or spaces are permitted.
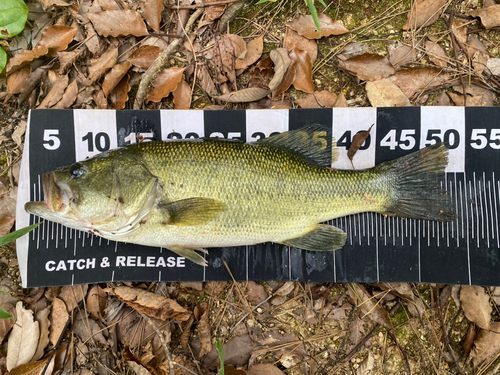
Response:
377,144,456,221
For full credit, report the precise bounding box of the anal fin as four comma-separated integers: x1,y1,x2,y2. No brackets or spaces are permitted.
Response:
166,245,208,266
280,224,347,251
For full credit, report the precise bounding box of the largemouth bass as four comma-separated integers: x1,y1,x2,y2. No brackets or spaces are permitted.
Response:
25,126,455,265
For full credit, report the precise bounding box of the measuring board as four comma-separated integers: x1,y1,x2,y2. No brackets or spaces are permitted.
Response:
16,107,500,288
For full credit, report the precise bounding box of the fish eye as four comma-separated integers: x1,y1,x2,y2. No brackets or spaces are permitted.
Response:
70,168,85,179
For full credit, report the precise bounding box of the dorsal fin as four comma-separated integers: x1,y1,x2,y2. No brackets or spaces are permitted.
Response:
257,124,338,167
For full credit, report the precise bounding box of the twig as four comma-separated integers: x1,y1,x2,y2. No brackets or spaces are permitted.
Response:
138,312,174,375
166,0,239,9
448,0,467,105
133,8,203,109
214,0,251,37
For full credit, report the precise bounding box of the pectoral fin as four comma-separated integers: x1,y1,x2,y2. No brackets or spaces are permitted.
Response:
159,198,226,226
280,224,347,251
166,246,208,266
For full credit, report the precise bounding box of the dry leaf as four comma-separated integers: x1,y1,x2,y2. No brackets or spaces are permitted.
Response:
451,18,467,46
366,79,411,107
275,282,294,296
173,80,192,109
339,53,395,81
272,62,296,98
284,28,317,63
287,14,349,39
18,67,46,105
247,364,286,375
214,34,247,89
356,351,374,375
37,26,78,57
88,10,149,37
7,66,31,95
127,361,153,375
49,298,68,346
103,62,132,97
290,48,314,93
180,316,194,349
335,91,348,107
7,302,40,371
461,286,491,330
37,74,69,109
94,89,108,109
52,79,78,109
246,282,269,305
106,286,191,321
98,0,127,10
462,323,476,358
59,285,88,312
268,48,291,92
0,217,16,236
10,357,55,375
389,45,415,68
127,46,162,69
197,65,217,96
471,322,500,367
216,87,270,102
73,311,107,345
348,284,392,329
32,306,51,361
87,285,107,320
204,0,227,22
403,0,448,30
197,303,211,358
387,67,452,98
348,125,374,167
468,5,500,29
143,0,164,32
433,91,451,106
425,41,448,68
146,67,186,103
467,35,489,75
57,49,85,74
110,74,131,109
88,47,119,84
0,303,15,343
6,46,49,74
235,35,264,71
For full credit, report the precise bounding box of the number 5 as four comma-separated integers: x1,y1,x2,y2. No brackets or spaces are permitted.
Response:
43,129,61,150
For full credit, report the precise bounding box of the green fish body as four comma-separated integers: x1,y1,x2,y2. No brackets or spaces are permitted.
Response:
25,126,455,265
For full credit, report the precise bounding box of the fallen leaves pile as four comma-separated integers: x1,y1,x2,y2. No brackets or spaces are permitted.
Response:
1,0,500,373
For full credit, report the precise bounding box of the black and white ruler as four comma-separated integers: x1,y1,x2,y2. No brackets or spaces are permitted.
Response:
16,107,500,287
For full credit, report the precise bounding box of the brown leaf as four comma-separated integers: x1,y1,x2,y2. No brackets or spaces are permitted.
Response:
128,361,153,375
290,48,314,93
348,284,392,329
389,45,416,68
37,26,78,57
0,217,16,236
49,298,68,346
51,79,78,109
275,282,294,296
57,49,85,74
127,46,162,69
110,74,131,109
146,67,186,103
204,0,227,22
103,61,132,96
88,47,119,84
348,124,374,167
6,46,49,74
88,10,149,37
366,79,411,107
179,315,194,349
272,62,295,98
403,0,448,30
433,90,451,106
94,89,108,109
214,34,247,89
122,347,156,375
173,80,192,109
246,281,269,305
87,285,107,320
268,48,291,92
197,303,211,358
425,41,448,68
247,364,286,375
73,311,107,346
235,35,264,71
461,323,476,357
451,19,467,46
471,322,500,367
32,306,51,362
7,302,40,371
287,14,349,39
0,302,15,343
339,53,395,81
37,74,69,109
144,0,164,32
7,66,31,95
467,35,489,74
284,27,317,63
387,67,452,98
106,286,191,321
59,285,88,312
98,0,127,10
461,286,491,330
197,65,217,96
19,68,46,105
9,357,55,375
469,4,500,29
334,91,348,107
295,90,336,108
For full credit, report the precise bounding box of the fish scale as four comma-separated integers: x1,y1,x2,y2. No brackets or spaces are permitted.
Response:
25,126,455,266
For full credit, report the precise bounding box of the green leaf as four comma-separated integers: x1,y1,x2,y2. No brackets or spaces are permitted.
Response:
318,0,326,6
0,46,6,74
216,339,224,375
256,0,277,3
0,0,28,39
0,222,41,247
306,0,321,37
0,306,12,319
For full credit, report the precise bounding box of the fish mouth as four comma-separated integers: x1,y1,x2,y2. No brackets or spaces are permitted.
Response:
42,172,72,213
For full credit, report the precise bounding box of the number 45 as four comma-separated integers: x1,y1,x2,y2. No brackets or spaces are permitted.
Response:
380,129,416,150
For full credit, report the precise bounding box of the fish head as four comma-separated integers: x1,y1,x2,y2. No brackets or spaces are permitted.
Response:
25,151,160,235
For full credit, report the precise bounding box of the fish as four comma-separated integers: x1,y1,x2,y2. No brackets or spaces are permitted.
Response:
25,125,456,266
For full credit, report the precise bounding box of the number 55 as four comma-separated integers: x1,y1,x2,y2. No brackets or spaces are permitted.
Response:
43,129,61,150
